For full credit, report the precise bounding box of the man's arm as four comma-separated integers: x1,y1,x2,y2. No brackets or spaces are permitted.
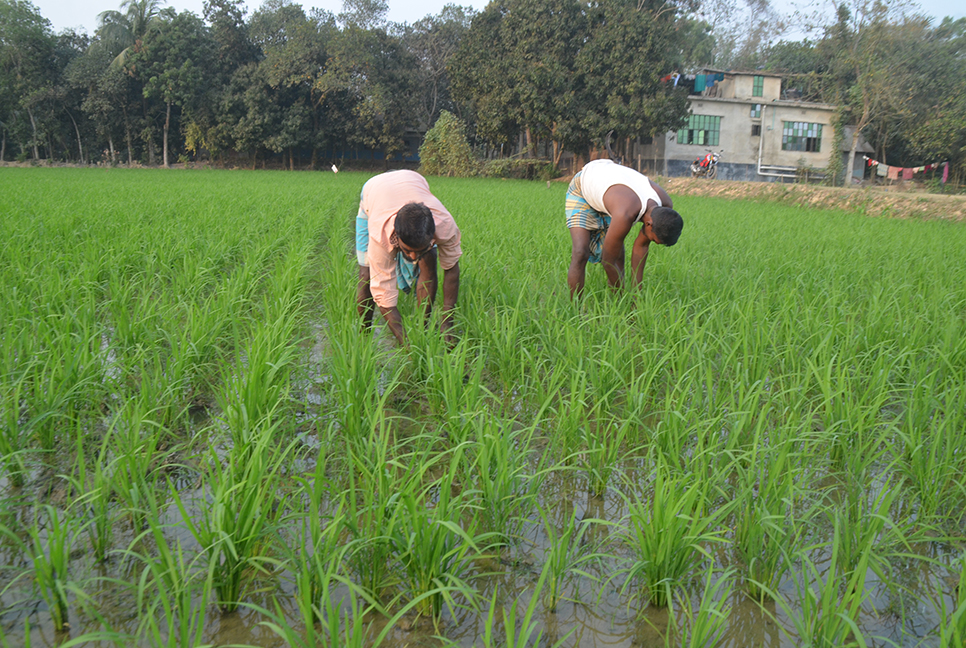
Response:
600,184,643,290
357,265,375,327
631,229,651,286
600,215,634,289
649,179,672,208
441,260,460,337
415,249,438,321
378,305,406,345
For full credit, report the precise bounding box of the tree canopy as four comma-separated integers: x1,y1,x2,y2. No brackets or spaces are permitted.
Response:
0,0,963,182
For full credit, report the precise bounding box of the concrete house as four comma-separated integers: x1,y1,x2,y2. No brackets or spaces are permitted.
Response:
639,68,870,182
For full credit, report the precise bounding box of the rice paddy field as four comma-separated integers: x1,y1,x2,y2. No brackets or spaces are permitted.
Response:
2,166,966,648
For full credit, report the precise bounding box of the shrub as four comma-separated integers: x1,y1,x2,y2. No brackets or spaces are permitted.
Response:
481,158,558,181
418,111,479,177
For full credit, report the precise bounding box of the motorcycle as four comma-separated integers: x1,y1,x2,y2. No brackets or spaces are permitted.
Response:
690,149,722,179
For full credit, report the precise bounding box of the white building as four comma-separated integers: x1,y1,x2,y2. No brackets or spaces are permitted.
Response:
639,68,871,182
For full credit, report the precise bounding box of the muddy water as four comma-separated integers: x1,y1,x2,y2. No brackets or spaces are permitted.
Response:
0,325,957,647
0,464,955,648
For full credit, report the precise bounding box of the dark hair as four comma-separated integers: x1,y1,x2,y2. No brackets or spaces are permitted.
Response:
651,206,683,246
395,202,435,248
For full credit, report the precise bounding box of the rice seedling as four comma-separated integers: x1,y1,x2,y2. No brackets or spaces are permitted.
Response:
468,415,545,546
172,421,295,612
579,417,632,498
762,517,873,648
663,567,735,648
534,504,602,612
618,462,730,609
475,559,574,648
389,451,493,623
3,505,78,631
127,517,214,648
934,553,966,646
66,436,115,563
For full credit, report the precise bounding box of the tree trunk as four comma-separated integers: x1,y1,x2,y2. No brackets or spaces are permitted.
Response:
289,147,294,171
108,134,116,164
67,110,84,164
163,101,171,168
1,128,5,162
27,107,39,160
122,107,133,165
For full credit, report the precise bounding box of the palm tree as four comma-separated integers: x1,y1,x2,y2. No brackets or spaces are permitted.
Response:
96,0,168,65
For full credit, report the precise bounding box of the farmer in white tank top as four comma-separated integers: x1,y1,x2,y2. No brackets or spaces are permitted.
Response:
565,159,683,296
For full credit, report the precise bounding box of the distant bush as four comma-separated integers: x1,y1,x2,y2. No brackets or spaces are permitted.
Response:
482,158,558,181
418,111,479,177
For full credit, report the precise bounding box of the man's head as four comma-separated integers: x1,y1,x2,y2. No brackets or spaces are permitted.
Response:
395,201,436,261
649,206,684,246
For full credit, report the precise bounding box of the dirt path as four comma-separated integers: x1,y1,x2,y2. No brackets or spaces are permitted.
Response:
661,177,966,221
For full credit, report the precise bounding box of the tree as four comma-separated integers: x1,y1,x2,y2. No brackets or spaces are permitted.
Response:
450,0,584,164
96,0,170,65
318,21,418,161
128,11,214,167
400,4,475,131
0,0,56,160
575,0,691,159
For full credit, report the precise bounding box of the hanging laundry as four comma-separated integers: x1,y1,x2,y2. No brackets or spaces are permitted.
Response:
887,166,900,180
902,168,914,181
943,162,949,184
877,164,887,177
694,74,706,92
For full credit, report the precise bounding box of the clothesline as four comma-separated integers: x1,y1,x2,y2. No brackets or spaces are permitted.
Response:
863,155,949,183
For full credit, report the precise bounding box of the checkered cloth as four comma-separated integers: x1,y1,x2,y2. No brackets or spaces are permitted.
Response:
565,171,611,264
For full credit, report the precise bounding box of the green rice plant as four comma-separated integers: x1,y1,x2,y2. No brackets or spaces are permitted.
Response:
729,429,803,602
897,374,966,524
0,356,38,487
535,504,602,612
172,421,294,612
475,559,573,648
483,291,537,402
66,435,116,563
325,317,397,439
803,342,900,474
469,415,544,546
934,553,966,646
830,471,902,581
2,505,77,631
580,417,632,497
762,518,872,648
389,450,493,623
618,463,729,608
219,295,303,449
108,398,166,530
128,512,214,648
664,567,735,648
550,367,593,465
339,400,412,602
417,337,490,425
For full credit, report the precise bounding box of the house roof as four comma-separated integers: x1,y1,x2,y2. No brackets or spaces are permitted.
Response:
842,126,875,153
697,67,785,79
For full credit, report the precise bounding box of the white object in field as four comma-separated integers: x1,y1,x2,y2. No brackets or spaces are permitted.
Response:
331,164,338,173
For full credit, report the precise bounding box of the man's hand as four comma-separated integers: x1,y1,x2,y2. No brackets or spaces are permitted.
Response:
378,305,406,346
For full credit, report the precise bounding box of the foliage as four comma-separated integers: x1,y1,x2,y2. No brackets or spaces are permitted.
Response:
481,157,557,180
418,109,477,177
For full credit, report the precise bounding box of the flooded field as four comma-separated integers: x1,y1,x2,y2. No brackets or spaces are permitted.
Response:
2,167,965,647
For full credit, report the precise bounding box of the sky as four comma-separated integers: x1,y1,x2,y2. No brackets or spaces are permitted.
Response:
29,0,965,37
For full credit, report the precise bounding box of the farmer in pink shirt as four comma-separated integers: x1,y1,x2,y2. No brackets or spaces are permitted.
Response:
356,170,462,345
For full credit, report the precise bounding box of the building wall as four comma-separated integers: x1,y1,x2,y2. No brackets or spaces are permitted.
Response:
650,95,837,178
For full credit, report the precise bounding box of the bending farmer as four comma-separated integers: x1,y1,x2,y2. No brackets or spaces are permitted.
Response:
356,170,462,345
566,159,683,296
